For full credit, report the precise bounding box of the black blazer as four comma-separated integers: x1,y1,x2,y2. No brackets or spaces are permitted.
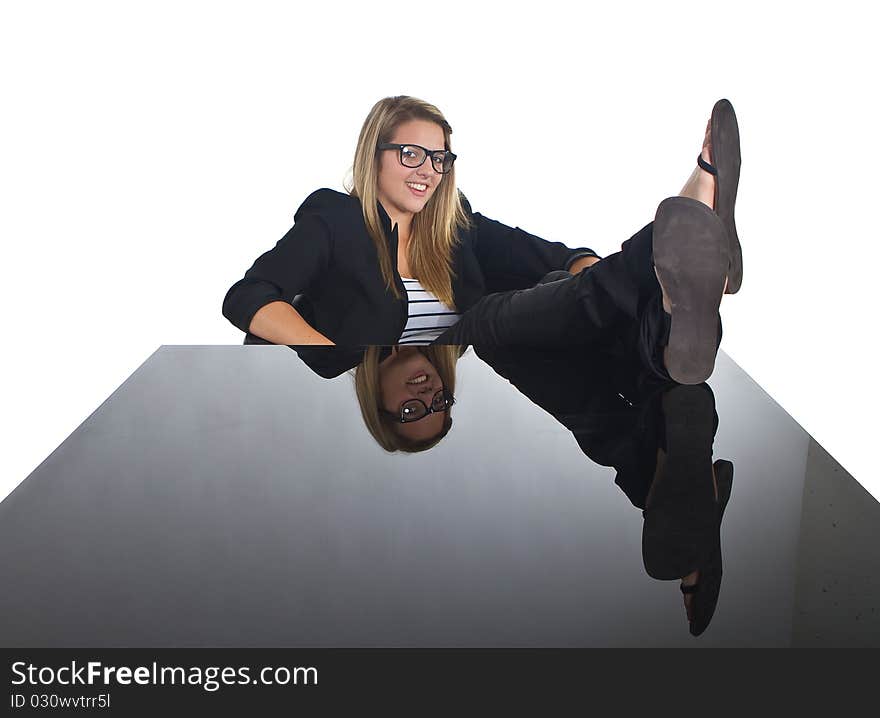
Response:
222,188,598,345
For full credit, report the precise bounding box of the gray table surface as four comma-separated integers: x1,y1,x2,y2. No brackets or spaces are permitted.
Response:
1,346,877,647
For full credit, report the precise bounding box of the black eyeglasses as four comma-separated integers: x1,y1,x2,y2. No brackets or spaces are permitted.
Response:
382,389,455,423
378,143,457,174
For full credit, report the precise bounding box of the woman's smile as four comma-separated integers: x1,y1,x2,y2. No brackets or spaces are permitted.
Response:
406,181,428,197
380,347,441,405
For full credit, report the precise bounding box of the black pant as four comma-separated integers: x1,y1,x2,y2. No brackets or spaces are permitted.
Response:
438,221,689,380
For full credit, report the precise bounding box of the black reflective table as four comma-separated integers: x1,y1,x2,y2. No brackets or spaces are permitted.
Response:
1,346,877,647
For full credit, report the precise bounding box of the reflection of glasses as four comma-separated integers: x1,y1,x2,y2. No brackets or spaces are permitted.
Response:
378,143,457,174
382,389,455,423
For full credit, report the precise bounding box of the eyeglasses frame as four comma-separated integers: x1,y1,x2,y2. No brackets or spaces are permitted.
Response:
377,143,458,174
380,389,456,424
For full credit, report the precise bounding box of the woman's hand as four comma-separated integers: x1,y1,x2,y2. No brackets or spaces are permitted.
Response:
568,256,601,274
249,301,335,345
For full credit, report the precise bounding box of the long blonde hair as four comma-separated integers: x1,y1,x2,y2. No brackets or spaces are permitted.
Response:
354,345,463,452
346,96,471,307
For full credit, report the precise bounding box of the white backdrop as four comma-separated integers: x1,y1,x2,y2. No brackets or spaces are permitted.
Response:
2,1,877,502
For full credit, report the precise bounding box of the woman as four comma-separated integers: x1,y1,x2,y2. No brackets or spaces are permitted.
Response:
228,96,741,386
222,96,600,346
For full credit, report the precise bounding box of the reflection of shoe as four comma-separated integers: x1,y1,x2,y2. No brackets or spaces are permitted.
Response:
653,197,728,384
680,459,734,637
642,383,718,580
697,99,742,294
641,384,734,637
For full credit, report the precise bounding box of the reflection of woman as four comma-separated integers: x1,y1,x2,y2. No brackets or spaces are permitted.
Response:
222,96,598,346
354,346,462,452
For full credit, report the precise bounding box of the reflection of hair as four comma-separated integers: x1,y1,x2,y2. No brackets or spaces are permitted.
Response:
354,346,462,453
345,96,470,307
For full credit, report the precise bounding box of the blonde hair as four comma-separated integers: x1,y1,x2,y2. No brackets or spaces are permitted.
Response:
345,96,471,307
354,345,463,452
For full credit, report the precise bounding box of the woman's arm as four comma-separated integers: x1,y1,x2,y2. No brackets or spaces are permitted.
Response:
248,301,334,345
463,199,601,290
222,208,333,343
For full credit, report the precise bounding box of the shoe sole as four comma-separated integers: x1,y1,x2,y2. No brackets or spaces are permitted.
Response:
642,383,717,582
653,197,728,385
662,383,717,517
711,98,743,294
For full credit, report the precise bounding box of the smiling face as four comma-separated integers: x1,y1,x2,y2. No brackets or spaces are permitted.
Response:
376,119,447,228
378,346,448,443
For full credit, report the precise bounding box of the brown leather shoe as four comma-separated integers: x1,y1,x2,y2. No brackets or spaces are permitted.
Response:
653,197,728,385
697,99,742,294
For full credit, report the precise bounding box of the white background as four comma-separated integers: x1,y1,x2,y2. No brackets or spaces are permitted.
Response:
1,0,877,503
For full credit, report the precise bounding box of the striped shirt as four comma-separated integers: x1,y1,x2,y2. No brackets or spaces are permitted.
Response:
398,278,460,345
